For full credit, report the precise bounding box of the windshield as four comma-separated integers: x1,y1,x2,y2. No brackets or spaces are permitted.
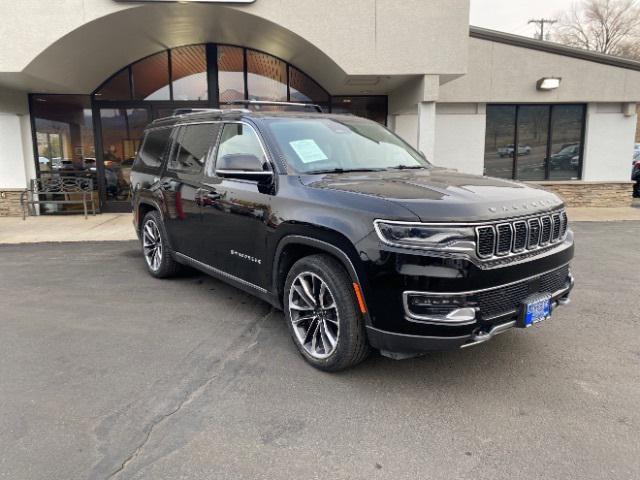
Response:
263,117,430,174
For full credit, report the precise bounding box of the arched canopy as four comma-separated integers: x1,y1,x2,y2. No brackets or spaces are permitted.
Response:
20,3,353,96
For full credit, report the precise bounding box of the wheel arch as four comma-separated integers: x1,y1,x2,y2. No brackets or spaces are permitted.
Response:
272,233,371,324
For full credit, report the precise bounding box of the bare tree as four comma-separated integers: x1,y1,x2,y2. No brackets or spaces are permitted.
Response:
553,0,640,59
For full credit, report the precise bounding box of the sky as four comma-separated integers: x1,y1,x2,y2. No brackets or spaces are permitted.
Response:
470,0,576,37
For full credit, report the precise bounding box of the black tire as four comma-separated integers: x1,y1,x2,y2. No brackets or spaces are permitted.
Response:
283,254,370,372
140,210,182,279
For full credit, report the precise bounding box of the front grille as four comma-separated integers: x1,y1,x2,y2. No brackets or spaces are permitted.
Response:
476,265,570,319
474,209,568,260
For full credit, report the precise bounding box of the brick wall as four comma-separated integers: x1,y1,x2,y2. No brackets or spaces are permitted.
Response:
0,191,23,217
533,182,634,208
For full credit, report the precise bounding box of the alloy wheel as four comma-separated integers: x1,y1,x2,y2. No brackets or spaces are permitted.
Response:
142,219,163,271
288,271,340,359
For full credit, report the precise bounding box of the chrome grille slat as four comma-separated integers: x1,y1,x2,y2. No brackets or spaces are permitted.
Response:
540,216,552,245
476,226,496,258
475,209,568,260
496,223,513,256
528,218,541,249
551,213,561,242
513,221,528,252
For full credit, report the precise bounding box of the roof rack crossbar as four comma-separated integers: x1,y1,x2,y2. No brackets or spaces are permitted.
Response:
225,100,323,113
172,108,222,116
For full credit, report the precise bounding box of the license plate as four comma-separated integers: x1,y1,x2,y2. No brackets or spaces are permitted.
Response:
519,293,552,328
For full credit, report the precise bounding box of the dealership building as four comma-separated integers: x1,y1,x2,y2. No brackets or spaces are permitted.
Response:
1,0,639,216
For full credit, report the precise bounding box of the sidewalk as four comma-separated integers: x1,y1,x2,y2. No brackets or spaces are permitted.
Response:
0,214,137,244
0,206,638,244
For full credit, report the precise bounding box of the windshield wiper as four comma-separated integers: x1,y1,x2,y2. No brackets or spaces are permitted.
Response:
305,168,386,175
386,165,425,170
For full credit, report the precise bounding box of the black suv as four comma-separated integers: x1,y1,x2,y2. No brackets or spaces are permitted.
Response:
131,104,574,371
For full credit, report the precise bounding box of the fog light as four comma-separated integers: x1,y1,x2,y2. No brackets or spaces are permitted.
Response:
404,293,478,325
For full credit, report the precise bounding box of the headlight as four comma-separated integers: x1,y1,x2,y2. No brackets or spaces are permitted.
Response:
374,220,476,254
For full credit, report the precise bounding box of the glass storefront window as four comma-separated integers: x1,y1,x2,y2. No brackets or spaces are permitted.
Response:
172,45,208,101
246,50,287,102
218,45,246,105
131,51,170,101
289,66,329,109
515,105,549,181
99,108,149,202
330,96,388,125
485,105,516,178
549,105,584,180
484,104,585,180
95,69,131,101
31,95,97,213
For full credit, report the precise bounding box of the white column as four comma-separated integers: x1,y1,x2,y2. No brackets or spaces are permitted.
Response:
582,103,636,181
0,113,28,189
433,103,486,175
417,101,436,162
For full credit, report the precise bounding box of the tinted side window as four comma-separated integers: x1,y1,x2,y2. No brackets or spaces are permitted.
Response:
169,123,219,174
212,123,266,175
137,128,172,169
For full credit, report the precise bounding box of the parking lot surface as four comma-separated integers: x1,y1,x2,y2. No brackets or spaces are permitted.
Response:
1,222,639,480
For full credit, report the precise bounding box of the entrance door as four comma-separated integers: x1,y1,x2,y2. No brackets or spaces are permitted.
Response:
97,107,150,212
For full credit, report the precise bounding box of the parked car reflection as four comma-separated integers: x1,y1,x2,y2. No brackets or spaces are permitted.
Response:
549,143,580,170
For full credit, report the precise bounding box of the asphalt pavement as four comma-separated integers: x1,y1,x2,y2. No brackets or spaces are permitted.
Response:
0,222,639,480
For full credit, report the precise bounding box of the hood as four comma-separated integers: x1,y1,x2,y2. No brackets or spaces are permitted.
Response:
300,168,563,222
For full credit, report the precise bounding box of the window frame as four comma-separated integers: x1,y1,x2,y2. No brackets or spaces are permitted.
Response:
485,103,586,181
205,121,273,180
165,122,221,175
135,125,174,172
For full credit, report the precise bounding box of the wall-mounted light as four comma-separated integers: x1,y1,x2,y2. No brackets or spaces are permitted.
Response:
536,77,561,91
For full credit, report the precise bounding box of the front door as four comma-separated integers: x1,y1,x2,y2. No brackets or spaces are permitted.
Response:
199,122,273,289
159,123,221,259
97,107,150,212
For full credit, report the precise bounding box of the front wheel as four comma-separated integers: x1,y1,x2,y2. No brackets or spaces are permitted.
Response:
284,254,369,372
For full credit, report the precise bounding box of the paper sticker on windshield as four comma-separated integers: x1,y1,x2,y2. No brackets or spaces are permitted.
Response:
289,139,328,164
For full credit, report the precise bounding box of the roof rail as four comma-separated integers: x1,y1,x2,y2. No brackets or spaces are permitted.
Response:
225,100,323,113
172,108,222,116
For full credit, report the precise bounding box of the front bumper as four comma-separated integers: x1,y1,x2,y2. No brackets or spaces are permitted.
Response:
367,269,574,356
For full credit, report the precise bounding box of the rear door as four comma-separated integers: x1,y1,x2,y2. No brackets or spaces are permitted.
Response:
198,122,274,288
159,122,220,259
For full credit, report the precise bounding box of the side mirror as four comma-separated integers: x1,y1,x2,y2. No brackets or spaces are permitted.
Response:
216,153,273,182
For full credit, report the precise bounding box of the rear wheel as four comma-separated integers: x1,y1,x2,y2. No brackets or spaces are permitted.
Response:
141,210,181,278
284,254,369,371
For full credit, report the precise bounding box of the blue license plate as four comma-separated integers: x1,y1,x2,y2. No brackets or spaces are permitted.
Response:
522,294,552,327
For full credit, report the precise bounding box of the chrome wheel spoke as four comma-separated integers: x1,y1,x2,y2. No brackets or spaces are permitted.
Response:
142,220,162,271
289,271,340,359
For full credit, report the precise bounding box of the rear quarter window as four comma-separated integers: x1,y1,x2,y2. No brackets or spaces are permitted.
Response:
135,127,172,170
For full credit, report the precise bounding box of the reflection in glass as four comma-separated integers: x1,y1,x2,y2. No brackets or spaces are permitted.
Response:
95,69,131,101
330,97,388,125
247,50,287,102
549,105,584,180
218,46,245,105
172,45,208,101
515,105,549,181
289,67,329,109
484,105,516,179
32,95,97,213
99,108,149,202
131,51,170,100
